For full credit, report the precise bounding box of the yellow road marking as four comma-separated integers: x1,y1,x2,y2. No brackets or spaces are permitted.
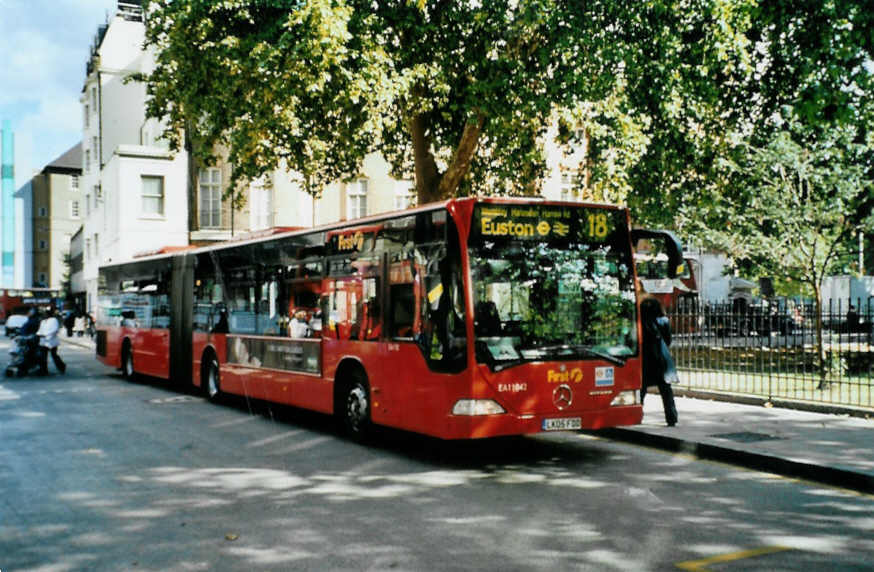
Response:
676,546,791,571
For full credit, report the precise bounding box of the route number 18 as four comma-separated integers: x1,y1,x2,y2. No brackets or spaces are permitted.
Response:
587,213,609,239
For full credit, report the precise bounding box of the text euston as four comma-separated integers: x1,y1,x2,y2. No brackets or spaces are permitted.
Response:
481,218,539,238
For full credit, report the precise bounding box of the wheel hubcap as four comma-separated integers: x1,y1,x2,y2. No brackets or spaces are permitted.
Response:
208,365,218,397
346,386,368,431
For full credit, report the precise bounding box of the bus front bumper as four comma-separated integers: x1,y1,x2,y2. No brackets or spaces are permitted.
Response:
441,404,643,440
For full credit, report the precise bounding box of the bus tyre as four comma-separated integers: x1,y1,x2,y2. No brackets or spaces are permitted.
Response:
205,357,221,402
342,376,371,441
121,343,135,380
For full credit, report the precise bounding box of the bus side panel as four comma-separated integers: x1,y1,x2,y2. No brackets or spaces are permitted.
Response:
191,332,210,390
96,326,123,369
218,361,274,402
357,342,465,434
132,327,171,379
256,369,334,415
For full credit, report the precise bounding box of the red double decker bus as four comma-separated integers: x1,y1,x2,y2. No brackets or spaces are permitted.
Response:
96,198,682,440
1,288,62,323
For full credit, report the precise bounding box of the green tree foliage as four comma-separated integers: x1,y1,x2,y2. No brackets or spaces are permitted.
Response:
620,1,874,228
140,0,873,250
694,127,872,386
141,0,631,204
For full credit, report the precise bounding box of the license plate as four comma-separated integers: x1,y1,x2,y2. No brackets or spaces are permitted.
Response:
542,417,582,431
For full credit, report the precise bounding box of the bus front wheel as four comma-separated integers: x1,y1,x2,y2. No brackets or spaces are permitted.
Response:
342,376,371,441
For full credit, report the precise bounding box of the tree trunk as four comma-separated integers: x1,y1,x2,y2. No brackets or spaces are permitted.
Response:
409,113,441,205
410,111,485,205
436,113,485,199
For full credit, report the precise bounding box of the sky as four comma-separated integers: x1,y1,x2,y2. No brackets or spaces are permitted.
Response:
0,0,118,178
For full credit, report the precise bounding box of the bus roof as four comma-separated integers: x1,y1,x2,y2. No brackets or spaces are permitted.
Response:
99,197,628,270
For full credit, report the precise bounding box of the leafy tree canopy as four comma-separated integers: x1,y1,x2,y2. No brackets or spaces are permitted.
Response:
140,0,873,240
142,0,639,204
694,125,872,293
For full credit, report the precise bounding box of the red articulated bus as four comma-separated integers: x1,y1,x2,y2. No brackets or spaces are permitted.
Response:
96,198,682,440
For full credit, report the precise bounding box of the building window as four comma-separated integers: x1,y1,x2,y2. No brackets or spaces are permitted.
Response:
94,233,99,258
91,86,97,109
560,173,579,201
38,272,47,286
198,168,222,228
85,238,91,261
71,175,79,190
84,105,90,129
142,176,165,215
85,193,91,216
70,200,80,218
92,137,99,166
347,179,368,220
38,240,47,250
38,206,47,217
394,181,416,210
85,150,90,172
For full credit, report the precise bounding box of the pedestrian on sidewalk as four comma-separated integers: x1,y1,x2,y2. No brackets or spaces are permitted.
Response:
36,305,67,375
640,296,678,426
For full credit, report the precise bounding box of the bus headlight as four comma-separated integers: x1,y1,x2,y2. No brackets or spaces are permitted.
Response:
452,399,506,416
610,391,640,407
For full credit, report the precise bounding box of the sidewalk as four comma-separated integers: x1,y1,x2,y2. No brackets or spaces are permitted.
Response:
600,395,874,495
62,333,95,350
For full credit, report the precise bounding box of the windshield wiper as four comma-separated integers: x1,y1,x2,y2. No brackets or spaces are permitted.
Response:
525,344,627,366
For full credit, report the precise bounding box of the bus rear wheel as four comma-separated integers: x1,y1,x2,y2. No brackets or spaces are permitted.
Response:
121,343,134,380
204,357,221,402
342,376,371,441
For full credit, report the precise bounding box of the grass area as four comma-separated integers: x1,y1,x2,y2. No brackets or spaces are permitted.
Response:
678,368,874,409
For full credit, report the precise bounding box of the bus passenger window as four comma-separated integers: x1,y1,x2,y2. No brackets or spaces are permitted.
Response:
326,280,360,340
390,284,415,338
361,297,381,340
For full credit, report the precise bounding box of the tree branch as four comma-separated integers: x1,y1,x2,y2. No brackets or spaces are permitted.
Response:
437,112,486,199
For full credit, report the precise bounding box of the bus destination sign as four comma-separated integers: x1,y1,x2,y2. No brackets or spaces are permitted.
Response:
472,204,618,243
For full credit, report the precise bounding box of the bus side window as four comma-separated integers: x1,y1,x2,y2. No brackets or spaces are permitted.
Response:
325,279,360,340
390,284,415,338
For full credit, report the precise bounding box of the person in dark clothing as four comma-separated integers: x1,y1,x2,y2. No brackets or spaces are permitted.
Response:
19,307,41,337
640,296,678,426
846,305,860,333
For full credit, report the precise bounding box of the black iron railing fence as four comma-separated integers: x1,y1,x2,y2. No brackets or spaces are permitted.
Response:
668,297,874,409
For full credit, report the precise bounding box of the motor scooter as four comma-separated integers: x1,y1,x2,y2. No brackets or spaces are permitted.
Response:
5,334,42,377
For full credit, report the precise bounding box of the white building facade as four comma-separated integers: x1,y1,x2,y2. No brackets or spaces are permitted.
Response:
80,2,191,311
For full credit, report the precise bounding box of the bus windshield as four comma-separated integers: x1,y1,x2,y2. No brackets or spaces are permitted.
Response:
468,204,637,369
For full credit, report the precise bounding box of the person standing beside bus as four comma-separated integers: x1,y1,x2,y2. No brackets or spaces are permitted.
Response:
37,306,66,375
640,296,678,426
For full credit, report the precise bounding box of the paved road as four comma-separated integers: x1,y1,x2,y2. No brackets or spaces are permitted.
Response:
2,340,874,571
